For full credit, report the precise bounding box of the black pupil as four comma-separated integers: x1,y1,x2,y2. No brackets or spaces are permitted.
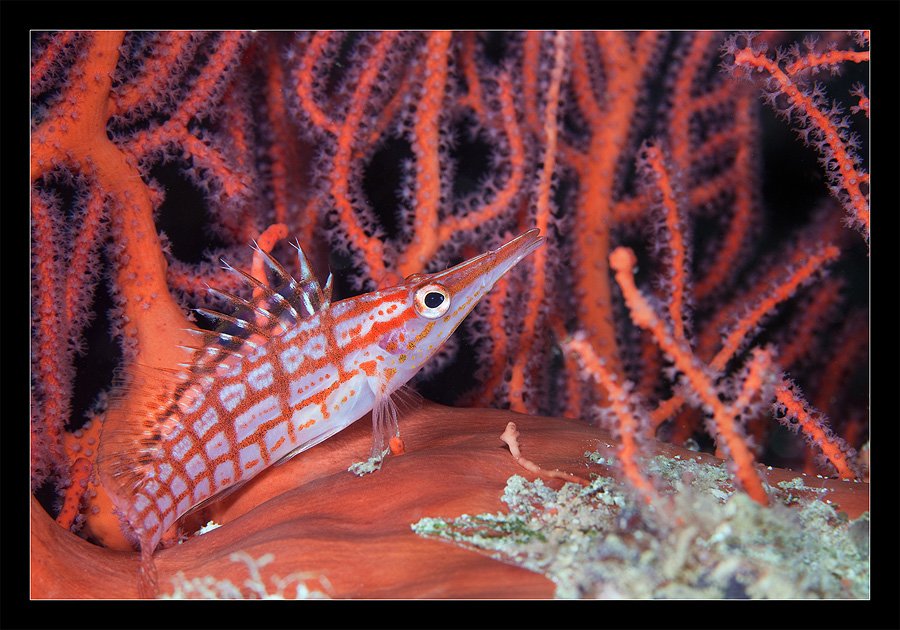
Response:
424,292,445,308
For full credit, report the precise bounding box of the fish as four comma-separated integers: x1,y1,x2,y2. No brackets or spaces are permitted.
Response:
97,228,543,597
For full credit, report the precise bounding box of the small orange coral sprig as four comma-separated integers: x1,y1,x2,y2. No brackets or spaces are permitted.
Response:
500,422,589,487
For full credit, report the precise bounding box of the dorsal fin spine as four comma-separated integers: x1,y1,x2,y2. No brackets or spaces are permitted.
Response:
251,242,297,290
323,273,334,306
221,259,276,300
193,307,267,338
182,329,221,350
249,243,297,308
206,286,276,323
300,291,315,316
221,259,294,334
268,291,300,320
291,239,315,281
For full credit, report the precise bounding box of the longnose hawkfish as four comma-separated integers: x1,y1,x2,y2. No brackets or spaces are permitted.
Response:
98,228,543,597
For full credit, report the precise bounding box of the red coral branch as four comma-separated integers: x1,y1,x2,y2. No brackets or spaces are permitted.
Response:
508,31,568,412
563,335,660,504
774,379,858,480
724,33,869,244
609,246,769,505
638,141,691,340
56,457,92,530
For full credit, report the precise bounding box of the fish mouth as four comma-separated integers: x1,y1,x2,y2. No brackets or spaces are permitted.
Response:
484,228,544,284
431,228,544,296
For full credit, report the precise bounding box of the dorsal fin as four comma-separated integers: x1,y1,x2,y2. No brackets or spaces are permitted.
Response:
220,260,292,334
176,242,331,376
214,241,332,338
252,241,318,319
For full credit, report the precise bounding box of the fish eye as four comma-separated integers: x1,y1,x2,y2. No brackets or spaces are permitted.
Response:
414,283,450,319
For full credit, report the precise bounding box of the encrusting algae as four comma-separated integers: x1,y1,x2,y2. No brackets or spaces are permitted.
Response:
412,452,869,599
162,552,331,600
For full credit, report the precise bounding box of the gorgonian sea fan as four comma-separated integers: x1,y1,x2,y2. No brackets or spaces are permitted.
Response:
31,31,867,527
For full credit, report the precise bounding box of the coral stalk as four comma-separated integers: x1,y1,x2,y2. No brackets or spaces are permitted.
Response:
609,247,768,505
562,335,660,504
